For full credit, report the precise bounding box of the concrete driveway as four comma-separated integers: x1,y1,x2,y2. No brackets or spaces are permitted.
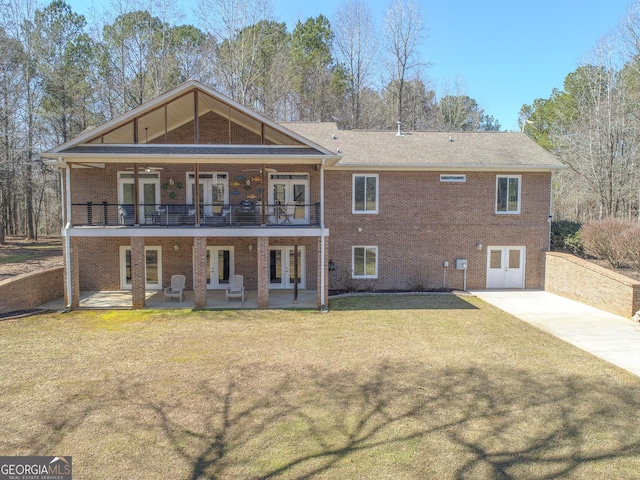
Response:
471,290,640,378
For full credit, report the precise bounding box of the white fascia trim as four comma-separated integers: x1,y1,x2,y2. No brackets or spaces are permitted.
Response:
66,227,329,238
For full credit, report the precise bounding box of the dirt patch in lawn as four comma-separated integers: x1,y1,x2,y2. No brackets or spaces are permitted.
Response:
0,236,63,281
2,298,640,479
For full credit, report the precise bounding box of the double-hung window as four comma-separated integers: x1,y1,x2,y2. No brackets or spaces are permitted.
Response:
352,246,378,279
496,175,521,214
353,174,378,214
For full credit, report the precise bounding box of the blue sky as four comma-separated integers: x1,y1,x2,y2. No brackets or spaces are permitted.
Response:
68,0,633,130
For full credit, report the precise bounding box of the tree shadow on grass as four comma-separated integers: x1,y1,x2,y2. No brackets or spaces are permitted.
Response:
8,361,640,479
330,293,479,311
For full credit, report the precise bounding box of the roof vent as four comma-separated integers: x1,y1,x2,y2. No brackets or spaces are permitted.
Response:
332,133,337,140
449,136,454,142
396,121,403,137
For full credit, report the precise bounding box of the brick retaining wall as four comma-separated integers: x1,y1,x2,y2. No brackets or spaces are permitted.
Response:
0,266,64,314
545,252,640,318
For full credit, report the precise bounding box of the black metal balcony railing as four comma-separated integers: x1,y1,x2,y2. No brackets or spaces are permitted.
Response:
71,202,321,227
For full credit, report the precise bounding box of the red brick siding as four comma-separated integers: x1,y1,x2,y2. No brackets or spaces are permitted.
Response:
147,111,261,145
74,236,318,292
69,164,321,221
325,171,551,291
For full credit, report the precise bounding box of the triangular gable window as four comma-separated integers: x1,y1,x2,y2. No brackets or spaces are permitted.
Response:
87,89,302,146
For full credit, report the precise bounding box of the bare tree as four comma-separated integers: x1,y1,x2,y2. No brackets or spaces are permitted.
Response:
382,0,427,128
553,36,640,219
332,0,377,129
197,0,274,105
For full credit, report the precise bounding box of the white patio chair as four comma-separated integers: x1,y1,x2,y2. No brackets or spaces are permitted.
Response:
164,274,185,302
226,274,245,303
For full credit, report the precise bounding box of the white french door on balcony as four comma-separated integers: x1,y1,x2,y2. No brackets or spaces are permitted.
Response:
268,174,309,224
187,172,228,216
118,172,160,222
269,246,305,289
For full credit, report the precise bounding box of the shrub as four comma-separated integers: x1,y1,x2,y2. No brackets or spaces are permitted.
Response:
580,218,640,268
563,231,584,256
550,220,582,253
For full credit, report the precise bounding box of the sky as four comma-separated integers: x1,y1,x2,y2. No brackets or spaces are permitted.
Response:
67,0,634,131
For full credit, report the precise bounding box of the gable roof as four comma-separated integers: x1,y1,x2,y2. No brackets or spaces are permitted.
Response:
43,80,338,163
284,122,565,171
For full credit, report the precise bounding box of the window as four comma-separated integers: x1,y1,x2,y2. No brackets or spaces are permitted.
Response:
353,174,378,214
496,175,521,214
352,246,378,279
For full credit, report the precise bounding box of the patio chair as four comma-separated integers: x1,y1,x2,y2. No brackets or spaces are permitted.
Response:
226,274,245,303
278,203,294,225
118,204,135,225
164,274,185,302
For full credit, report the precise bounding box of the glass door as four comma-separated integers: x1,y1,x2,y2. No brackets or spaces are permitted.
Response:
203,246,234,289
117,172,159,223
269,246,305,289
268,174,309,224
119,246,162,290
188,173,228,216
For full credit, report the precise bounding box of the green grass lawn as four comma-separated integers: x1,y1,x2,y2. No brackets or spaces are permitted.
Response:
2,295,640,479
0,253,35,264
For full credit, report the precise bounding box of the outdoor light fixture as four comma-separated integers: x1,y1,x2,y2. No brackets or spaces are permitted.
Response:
248,243,253,251
476,242,483,250
328,260,336,272
168,177,175,186
174,244,180,251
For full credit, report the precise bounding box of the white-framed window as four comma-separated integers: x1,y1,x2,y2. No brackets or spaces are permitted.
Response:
352,246,378,279
119,245,162,290
352,174,378,214
496,175,521,214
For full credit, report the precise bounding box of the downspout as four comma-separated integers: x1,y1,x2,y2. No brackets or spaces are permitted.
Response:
548,174,553,252
63,158,73,310
320,159,326,309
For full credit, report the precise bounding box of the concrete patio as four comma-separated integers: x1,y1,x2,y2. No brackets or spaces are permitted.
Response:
40,289,320,311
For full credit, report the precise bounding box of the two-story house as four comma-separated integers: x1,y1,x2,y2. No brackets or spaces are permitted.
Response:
43,80,564,310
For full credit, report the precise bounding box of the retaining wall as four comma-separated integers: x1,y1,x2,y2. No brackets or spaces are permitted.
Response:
0,266,64,314
545,252,640,318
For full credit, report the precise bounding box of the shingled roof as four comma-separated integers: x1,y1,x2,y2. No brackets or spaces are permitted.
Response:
284,122,565,171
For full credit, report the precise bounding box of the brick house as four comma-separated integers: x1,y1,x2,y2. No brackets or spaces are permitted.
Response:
43,80,564,309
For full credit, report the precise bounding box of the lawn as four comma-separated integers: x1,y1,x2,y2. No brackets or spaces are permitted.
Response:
2,295,640,479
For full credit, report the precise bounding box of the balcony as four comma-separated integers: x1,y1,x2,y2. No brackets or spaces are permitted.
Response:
70,202,322,228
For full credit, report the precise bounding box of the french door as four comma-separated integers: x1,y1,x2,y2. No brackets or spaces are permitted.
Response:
200,246,234,289
118,172,160,222
187,173,228,216
118,172,160,223
269,246,305,289
269,174,309,224
486,246,525,289
119,246,162,290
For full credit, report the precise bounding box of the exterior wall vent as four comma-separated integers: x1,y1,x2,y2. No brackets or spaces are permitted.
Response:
440,174,466,183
